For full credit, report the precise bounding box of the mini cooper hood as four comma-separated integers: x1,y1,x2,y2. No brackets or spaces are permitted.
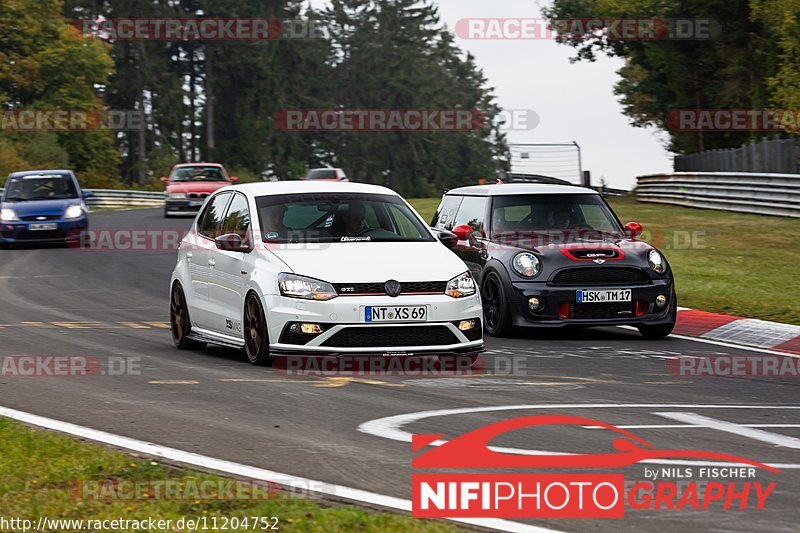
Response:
166,181,229,194
266,241,468,283
492,232,652,255
2,198,82,217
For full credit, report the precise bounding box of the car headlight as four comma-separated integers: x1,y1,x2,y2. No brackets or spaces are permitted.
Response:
446,271,476,298
167,193,187,199
64,205,84,219
0,208,17,222
648,249,666,274
512,252,541,278
278,273,337,301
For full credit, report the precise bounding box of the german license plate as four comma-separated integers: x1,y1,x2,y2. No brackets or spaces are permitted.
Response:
29,223,58,231
365,306,427,323
576,289,632,303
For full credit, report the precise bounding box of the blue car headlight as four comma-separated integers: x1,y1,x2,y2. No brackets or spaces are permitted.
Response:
1,208,17,222
65,205,85,219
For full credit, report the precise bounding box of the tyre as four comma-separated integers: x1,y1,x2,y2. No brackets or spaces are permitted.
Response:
170,283,207,350
481,271,512,337
244,292,275,366
637,298,677,339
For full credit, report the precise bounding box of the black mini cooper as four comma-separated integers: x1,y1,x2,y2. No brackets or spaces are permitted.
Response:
431,183,676,338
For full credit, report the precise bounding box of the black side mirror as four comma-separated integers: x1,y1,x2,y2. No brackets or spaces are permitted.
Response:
215,233,253,253
431,227,458,249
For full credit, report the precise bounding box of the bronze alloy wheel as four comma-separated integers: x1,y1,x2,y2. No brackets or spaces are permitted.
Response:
244,292,274,366
170,283,206,350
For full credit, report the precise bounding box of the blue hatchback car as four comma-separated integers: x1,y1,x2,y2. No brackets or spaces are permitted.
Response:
0,170,91,246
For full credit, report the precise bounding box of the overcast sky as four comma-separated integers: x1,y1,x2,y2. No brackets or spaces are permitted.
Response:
309,0,674,189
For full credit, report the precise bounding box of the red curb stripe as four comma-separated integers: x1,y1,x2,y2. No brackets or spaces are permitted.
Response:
773,337,800,355
674,309,740,337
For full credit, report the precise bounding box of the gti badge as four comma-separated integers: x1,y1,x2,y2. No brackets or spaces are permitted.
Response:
593,259,607,264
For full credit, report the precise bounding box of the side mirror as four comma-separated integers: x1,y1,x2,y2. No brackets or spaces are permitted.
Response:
625,221,643,238
431,228,458,249
229,176,239,182
82,191,94,199
452,224,473,241
215,233,253,253
160,177,169,183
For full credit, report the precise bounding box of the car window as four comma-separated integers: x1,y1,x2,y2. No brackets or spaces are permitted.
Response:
307,169,338,179
3,174,78,201
432,195,463,229
490,194,624,236
256,192,434,243
171,166,227,182
578,204,616,233
452,196,487,234
221,193,251,239
197,192,232,239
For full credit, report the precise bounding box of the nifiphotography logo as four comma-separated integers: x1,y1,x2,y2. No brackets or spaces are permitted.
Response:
411,415,779,519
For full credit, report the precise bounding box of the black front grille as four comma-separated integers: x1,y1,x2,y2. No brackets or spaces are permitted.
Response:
552,267,649,286
333,281,447,295
19,214,61,221
571,302,634,319
1,229,68,241
321,326,459,348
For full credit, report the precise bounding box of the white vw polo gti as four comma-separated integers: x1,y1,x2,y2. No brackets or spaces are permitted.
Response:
169,181,483,366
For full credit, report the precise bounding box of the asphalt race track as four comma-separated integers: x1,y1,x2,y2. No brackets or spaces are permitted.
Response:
1,208,799,532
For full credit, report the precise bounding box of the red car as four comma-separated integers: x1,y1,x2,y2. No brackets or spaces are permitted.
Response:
162,163,238,218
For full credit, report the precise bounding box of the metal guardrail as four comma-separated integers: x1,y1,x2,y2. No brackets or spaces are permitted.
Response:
0,188,165,209
636,172,800,218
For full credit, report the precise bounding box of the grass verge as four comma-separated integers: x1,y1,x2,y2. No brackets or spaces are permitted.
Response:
408,196,799,325
0,417,458,532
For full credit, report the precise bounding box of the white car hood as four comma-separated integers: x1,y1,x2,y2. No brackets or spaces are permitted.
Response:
266,241,467,282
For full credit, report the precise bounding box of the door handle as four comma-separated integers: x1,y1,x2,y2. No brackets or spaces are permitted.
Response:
186,251,193,262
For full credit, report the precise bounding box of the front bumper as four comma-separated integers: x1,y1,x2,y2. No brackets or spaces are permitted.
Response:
508,278,675,328
0,217,88,243
263,293,484,356
165,198,205,216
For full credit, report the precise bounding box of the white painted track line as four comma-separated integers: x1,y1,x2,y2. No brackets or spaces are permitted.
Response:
655,412,800,449
0,405,561,533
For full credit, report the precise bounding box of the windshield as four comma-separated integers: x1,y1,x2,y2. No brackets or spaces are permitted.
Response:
256,192,434,243
490,194,624,237
3,174,79,201
170,166,226,182
306,169,339,180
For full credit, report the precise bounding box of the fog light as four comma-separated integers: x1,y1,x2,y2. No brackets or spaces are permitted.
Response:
458,319,476,331
655,294,667,308
300,323,324,334
528,297,541,311
557,302,570,319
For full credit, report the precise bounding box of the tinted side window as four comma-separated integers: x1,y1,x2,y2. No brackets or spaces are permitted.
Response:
221,193,251,239
452,196,487,234
197,192,232,239
432,195,463,229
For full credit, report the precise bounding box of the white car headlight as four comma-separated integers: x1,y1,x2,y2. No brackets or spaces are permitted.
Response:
168,193,187,199
648,249,666,274
278,273,337,301
64,205,84,219
512,252,541,278
446,271,476,298
0,208,17,222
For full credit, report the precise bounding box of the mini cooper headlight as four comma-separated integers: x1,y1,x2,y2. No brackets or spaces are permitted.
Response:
64,205,84,219
512,252,541,278
446,271,476,298
0,208,17,221
648,249,666,274
278,273,337,301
